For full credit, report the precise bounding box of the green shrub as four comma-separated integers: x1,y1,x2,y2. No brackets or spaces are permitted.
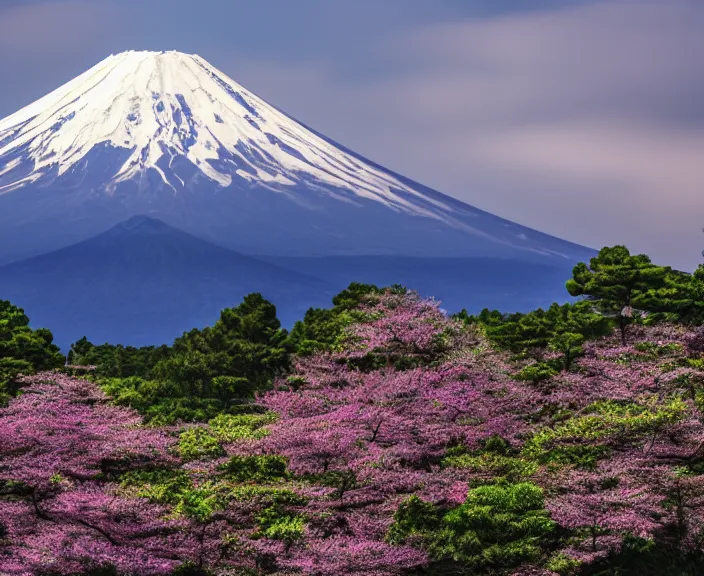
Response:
523,399,687,468
442,436,538,483
219,455,288,482
546,552,582,575
514,363,559,383
253,507,306,545
386,495,440,545
171,481,224,522
228,485,307,506
120,469,192,505
177,427,225,461
208,412,276,441
387,482,555,574
634,341,683,356
0,300,64,400
442,452,538,483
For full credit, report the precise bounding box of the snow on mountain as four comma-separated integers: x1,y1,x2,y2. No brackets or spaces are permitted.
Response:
0,50,447,219
0,50,595,264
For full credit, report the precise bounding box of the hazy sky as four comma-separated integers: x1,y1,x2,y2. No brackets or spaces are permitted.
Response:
1,0,703,271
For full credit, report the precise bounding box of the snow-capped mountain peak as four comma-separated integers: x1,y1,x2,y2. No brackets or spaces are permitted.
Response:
0,50,595,265
0,50,447,218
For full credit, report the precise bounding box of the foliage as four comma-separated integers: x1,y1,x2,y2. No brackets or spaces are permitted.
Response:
252,506,305,545
442,440,539,484
0,373,187,574
0,300,64,403
219,455,288,482
287,282,401,355
120,468,193,506
8,247,704,574
684,326,704,356
523,399,687,468
565,246,672,344
78,293,291,424
177,427,225,461
207,412,276,441
388,482,556,574
68,337,170,379
515,362,560,383
643,264,704,328
154,293,290,397
460,300,611,363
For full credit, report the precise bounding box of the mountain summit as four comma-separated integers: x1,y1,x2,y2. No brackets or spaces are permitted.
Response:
0,50,594,264
1,50,441,206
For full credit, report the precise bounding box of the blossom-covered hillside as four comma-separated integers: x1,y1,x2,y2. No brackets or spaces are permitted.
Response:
4,281,704,575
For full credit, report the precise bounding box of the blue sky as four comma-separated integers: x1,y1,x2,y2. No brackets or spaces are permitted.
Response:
1,0,703,270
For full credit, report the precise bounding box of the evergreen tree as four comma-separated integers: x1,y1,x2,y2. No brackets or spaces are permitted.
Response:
653,265,704,326
154,293,290,403
458,301,611,362
387,483,556,574
0,299,64,402
68,337,171,379
566,246,670,344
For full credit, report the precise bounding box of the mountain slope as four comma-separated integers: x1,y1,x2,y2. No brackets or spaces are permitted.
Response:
0,50,595,265
0,216,334,350
262,255,577,315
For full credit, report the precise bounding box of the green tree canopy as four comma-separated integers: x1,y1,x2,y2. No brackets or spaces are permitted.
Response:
566,245,672,343
68,337,171,379
153,293,290,404
648,265,704,326
0,299,64,403
458,300,611,362
73,294,292,424
387,482,556,574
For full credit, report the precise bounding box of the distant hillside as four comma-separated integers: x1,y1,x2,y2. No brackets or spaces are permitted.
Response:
0,216,333,349
0,216,582,350
261,255,577,314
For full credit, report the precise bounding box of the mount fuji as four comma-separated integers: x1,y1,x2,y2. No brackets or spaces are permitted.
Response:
0,50,594,265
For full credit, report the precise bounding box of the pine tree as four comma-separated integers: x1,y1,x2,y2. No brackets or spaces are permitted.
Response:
566,246,670,344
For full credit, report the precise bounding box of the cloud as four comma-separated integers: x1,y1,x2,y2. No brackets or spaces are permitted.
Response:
0,1,118,56
228,1,704,271
0,0,124,119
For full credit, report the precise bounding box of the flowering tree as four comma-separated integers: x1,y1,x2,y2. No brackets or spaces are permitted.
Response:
6,290,704,574
0,373,188,574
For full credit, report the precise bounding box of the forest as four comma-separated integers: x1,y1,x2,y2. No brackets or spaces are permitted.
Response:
4,245,704,575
